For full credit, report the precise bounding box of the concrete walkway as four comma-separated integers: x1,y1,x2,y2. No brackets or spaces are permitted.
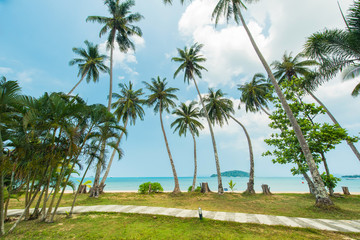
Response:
7,205,360,233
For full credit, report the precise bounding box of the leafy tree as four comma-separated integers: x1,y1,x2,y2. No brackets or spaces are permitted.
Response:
87,0,143,110
172,43,225,194
68,40,109,95
171,101,204,192
204,88,255,194
143,77,181,193
238,73,271,115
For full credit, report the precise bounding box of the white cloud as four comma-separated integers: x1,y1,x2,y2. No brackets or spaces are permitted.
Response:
16,71,36,83
0,67,13,75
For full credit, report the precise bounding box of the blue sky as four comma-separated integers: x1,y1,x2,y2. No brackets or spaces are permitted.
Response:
1,0,360,179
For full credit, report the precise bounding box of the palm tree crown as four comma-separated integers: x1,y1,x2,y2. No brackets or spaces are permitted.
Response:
69,40,109,84
172,43,207,83
238,73,271,114
171,102,204,137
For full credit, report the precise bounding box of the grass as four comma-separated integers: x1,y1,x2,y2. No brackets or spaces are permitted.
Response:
7,192,360,220
4,212,360,240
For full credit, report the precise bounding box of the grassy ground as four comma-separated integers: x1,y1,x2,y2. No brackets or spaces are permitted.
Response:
4,212,360,240
7,192,360,220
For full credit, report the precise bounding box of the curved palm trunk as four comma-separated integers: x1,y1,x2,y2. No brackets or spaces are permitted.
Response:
99,118,128,191
159,103,180,193
189,128,198,192
228,114,255,194
254,99,271,116
67,69,89,96
238,9,331,205
307,90,360,162
193,79,224,194
90,141,105,198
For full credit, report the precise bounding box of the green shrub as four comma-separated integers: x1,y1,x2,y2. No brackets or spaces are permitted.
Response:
321,172,341,189
187,185,201,192
138,182,163,194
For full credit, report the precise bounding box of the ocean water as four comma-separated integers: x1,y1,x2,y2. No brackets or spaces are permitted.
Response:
72,176,360,193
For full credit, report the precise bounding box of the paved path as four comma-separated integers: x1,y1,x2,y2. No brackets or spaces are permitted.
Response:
7,205,360,233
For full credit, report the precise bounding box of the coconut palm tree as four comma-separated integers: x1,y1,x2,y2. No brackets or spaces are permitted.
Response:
210,0,331,205
143,77,181,193
171,102,204,192
0,76,22,236
87,0,143,111
304,0,360,97
172,43,224,194
238,73,271,115
204,88,255,194
99,82,145,191
68,40,109,95
272,52,360,163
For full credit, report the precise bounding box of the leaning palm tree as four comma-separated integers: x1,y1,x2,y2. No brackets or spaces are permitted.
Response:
171,102,204,192
87,0,143,111
210,0,331,205
68,40,109,95
143,77,181,193
272,51,360,163
204,88,255,194
172,43,224,194
238,73,271,115
99,82,145,191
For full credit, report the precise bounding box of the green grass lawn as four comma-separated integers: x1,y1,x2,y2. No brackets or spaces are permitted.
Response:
7,192,360,220
4,212,360,240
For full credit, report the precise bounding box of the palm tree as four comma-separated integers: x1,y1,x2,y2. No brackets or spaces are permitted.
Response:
272,52,360,163
0,76,22,235
171,102,204,192
204,88,255,194
211,0,332,205
304,0,360,97
271,52,318,83
238,73,271,115
172,43,224,194
99,82,145,191
87,0,143,111
68,40,109,95
143,77,181,193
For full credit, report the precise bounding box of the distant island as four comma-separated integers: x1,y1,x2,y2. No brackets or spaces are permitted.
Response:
342,175,360,178
211,170,249,178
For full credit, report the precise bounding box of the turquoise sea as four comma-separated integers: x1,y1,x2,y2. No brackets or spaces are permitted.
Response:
72,176,360,193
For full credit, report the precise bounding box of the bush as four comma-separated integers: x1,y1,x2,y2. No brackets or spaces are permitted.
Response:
138,182,163,194
187,185,201,192
321,172,341,189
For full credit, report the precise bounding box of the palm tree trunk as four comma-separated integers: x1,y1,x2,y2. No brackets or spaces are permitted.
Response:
254,99,271,116
67,70,89,96
320,152,334,196
238,9,332,205
307,90,360,162
90,150,103,198
0,132,4,236
99,117,128,191
189,128,198,192
228,114,255,194
108,33,116,111
192,79,224,194
159,103,180,193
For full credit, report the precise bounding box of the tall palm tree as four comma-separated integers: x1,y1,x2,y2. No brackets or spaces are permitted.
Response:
0,76,22,235
210,0,332,205
238,73,271,115
204,88,255,194
304,0,360,97
272,52,360,163
99,82,145,191
68,40,109,95
143,77,181,193
171,102,204,192
271,52,318,83
172,43,224,194
87,0,143,111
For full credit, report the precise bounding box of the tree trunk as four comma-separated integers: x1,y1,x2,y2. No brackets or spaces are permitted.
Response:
0,168,4,235
67,70,89,96
192,78,224,194
302,171,316,195
254,98,271,116
159,103,181,193
342,186,350,195
228,115,255,194
90,140,106,198
108,33,116,111
307,90,360,162
261,184,271,195
320,152,334,196
189,128,198,192
99,118,128,192
201,182,211,193
238,9,332,205
41,167,52,222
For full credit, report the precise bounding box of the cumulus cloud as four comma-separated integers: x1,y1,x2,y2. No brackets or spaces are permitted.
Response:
0,67,13,75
